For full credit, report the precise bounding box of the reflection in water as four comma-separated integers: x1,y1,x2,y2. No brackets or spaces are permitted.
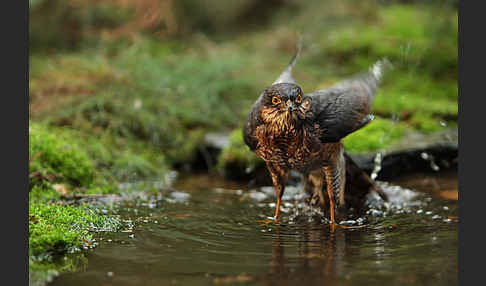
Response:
49,173,458,286
263,223,348,286
261,214,457,286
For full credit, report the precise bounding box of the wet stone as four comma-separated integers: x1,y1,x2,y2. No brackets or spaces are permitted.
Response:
245,191,268,201
169,191,190,202
339,220,357,226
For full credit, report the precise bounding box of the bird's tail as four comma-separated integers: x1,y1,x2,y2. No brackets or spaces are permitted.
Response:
272,36,303,85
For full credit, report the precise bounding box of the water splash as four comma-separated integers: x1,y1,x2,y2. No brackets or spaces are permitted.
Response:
371,152,383,180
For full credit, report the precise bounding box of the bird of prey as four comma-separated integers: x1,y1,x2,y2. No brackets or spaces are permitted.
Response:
243,43,390,224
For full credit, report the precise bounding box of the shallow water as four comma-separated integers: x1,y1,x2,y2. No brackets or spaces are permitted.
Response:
50,170,458,286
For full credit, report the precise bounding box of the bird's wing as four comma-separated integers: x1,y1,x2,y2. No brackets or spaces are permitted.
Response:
307,59,391,143
272,38,303,85
243,96,264,150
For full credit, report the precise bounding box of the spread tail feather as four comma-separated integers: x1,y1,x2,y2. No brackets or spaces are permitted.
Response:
273,37,303,85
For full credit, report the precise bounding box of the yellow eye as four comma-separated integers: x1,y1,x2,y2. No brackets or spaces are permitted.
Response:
296,94,302,104
272,96,280,105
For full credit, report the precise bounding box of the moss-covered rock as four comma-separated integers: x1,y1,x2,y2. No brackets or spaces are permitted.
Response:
29,123,96,189
29,202,121,258
343,117,410,154
29,121,170,197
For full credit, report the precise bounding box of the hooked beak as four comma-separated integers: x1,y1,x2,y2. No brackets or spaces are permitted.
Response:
286,100,294,112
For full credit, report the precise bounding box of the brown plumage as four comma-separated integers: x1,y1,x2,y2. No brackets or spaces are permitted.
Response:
243,43,390,223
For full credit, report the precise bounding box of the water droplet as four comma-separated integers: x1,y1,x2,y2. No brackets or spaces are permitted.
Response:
420,152,440,171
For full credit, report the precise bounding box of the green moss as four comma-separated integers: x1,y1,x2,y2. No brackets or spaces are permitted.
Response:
29,123,96,188
29,184,62,202
409,113,446,133
343,117,410,154
29,120,169,193
75,130,168,184
29,202,121,258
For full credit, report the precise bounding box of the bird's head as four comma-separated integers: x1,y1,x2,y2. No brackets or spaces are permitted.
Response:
262,83,308,123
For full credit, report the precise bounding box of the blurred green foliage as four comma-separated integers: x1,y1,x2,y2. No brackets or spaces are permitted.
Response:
29,0,458,180
29,1,457,271
30,40,256,165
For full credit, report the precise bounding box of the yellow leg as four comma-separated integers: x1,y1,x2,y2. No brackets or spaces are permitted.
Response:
328,191,335,223
274,197,281,221
256,197,282,225
262,162,287,225
324,167,337,224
